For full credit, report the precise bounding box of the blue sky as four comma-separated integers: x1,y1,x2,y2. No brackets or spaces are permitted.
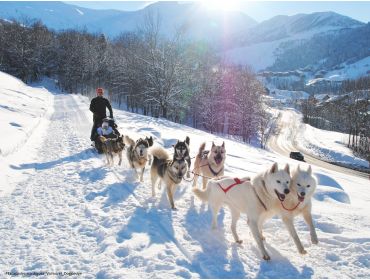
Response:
68,1,370,22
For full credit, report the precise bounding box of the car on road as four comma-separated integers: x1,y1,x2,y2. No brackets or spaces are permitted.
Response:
290,151,305,161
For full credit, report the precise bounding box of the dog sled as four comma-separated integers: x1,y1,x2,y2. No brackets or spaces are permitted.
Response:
91,118,120,154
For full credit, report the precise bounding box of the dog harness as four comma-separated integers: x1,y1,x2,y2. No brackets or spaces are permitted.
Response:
217,178,247,194
208,164,224,176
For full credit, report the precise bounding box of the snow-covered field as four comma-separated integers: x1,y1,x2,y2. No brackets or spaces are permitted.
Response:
1,72,370,278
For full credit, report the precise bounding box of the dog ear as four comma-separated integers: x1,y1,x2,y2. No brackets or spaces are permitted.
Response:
222,141,225,148
185,136,190,145
146,136,153,147
270,162,278,174
284,163,290,175
307,165,312,175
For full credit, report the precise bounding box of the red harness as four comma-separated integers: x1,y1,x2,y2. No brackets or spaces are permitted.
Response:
217,178,248,194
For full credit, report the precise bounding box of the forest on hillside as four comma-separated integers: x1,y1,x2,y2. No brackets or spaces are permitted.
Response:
0,15,269,145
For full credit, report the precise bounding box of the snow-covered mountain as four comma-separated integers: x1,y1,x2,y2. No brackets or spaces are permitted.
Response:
224,12,365,71
0,1,257,41
1,70,370,277
237,12,363,45
1,1,368,75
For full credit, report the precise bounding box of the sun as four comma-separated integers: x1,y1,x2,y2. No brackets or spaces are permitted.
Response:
200,0,241,12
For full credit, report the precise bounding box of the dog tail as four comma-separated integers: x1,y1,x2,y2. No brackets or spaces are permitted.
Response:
124,135,135,146
193,184,211,202
185,136,190,145
197,142,206,158
150,146,169,160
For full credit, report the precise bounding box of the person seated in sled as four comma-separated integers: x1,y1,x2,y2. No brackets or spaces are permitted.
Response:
97,118,117,139
90,87,114,141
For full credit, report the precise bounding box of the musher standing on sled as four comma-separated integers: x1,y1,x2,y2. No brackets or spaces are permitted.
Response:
90,88,113,141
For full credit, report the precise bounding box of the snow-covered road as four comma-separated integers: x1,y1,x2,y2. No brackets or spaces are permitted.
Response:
1,87,370,278
268,108,369,179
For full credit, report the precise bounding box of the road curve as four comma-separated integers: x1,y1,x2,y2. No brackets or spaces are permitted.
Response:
267,109,369,180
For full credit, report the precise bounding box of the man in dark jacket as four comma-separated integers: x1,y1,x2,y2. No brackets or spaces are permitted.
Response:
90,88,113,141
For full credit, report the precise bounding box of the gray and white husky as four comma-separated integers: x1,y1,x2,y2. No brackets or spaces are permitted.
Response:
150,146,188,210
124,135,153,182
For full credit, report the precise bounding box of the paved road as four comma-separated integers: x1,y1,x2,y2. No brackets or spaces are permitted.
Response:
267,110,369,180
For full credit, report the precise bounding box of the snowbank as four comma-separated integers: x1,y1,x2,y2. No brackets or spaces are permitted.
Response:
0,71,54,195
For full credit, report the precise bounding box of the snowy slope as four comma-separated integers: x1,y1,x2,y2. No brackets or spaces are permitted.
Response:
307,56,370,85
0,77,370,278
224,12,364,71
0,72,54,195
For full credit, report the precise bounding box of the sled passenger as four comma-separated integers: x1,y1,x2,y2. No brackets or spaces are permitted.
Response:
97,118,117,139
90,87,113,141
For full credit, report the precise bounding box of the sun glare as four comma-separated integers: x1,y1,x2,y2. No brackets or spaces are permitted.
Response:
200,0,241,12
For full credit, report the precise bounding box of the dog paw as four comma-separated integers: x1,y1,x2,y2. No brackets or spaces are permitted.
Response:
311,238,319,245
236,240,243,244
300,249,307,255
263,254,271,261
171,207,178,211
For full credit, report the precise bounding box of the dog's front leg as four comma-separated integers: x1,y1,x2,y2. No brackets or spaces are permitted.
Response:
140,167,145,182
148,155,152,165
167,184,176,210
282,216,306,254
210,202,221,229
250,219,270,260
118,151,122,166
229,206,242,243
134,168,139,180
186,158,191,178
105,153,110,166
150,168,157,197
302,207,318,244
202,177,208,190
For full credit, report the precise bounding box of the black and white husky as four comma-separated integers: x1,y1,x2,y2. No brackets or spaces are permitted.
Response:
173,136,191,177
150,146,188,210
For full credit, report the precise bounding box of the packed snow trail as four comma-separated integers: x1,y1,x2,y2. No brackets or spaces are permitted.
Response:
1,90,370,278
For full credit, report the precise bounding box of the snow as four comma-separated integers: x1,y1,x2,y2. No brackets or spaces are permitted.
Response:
266,89,310,104
224,27,345,71
0,72,54,195
276,108,369,169
1,72,370,278
307,56,370,85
